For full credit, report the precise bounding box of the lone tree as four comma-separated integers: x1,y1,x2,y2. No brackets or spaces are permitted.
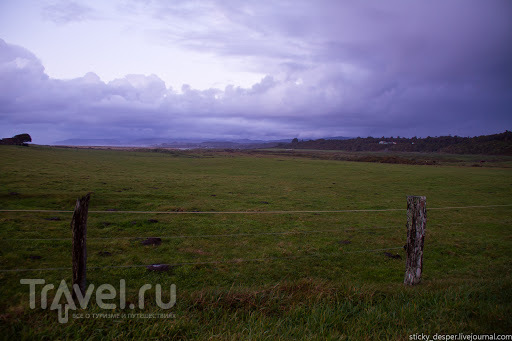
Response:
0,133,32,145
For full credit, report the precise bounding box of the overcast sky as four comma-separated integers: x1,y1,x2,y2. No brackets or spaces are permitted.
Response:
0,0,511,144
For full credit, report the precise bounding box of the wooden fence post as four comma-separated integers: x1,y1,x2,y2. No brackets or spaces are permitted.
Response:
404,196,426,285
71,193,91,298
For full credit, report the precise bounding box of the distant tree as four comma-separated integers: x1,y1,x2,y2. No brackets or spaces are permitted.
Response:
291,138,299,144
0,133,32,145
13,134,32,143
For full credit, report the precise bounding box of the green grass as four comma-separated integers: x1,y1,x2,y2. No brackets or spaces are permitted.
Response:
0,145,511,340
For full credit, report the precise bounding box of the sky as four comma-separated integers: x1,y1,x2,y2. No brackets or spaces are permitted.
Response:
0,0,511,144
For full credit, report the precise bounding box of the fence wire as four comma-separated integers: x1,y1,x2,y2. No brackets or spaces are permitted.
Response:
0,203,510,215
1,203,508,273
0,247,404,273
1,226,395,241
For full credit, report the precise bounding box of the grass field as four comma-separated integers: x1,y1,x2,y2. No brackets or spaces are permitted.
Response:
1,145,511,340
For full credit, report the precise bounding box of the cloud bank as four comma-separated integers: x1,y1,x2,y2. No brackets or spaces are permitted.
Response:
0,1,511,144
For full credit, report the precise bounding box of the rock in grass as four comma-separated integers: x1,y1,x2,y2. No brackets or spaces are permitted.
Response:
29,255,42,260
384,252,402,260
146,264,171,272
148,219,159,223
141,237,162,246
338,240,352,245
98,251,112,256
44,217,61,221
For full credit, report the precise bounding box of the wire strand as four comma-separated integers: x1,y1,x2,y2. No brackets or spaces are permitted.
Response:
1,226,395,241
0,247,403,273
0,204,510,214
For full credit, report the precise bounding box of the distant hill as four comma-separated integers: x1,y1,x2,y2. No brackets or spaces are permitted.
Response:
156,139,288,149
53,137,292,149
54,138,123,146
278,131,512,155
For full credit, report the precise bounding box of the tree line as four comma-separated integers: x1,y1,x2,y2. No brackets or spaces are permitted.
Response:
280,131,512,155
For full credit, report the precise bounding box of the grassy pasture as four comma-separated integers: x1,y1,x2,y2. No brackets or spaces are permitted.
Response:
0,145,511,340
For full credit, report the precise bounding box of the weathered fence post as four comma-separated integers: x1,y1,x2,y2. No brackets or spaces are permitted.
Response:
404,195,426,285
71,193,91,298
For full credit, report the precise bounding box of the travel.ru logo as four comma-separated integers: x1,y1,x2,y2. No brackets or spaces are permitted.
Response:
20,279,176,323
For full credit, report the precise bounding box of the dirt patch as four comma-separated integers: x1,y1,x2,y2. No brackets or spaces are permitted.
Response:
180,248,210,256
384,252,402,260
141,237,162,246
44,217,61,221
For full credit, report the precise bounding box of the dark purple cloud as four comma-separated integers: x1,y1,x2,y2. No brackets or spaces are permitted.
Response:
1,1,512,144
